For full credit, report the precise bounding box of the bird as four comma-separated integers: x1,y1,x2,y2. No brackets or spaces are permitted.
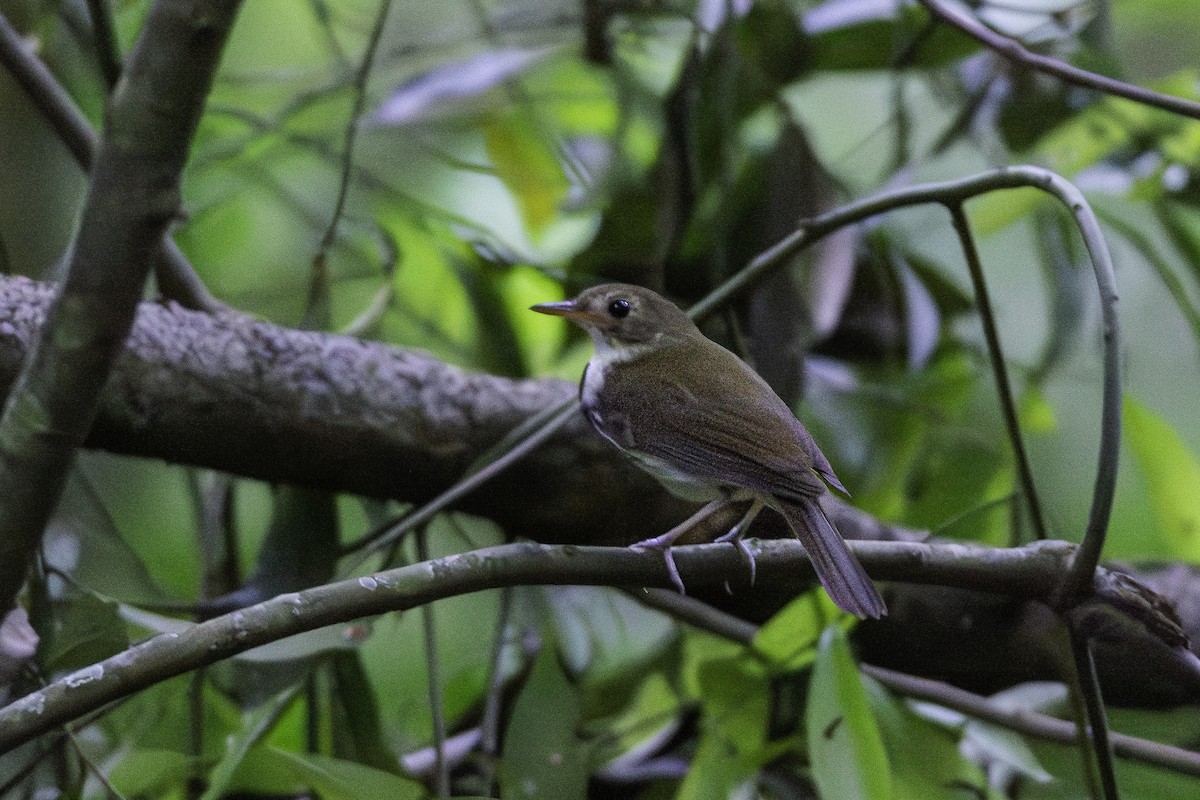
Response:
532,283,886,619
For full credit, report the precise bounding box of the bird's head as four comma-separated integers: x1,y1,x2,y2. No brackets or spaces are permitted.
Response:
531,283,696,355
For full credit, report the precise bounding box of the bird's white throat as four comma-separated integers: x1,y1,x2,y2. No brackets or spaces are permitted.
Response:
580,332,654,408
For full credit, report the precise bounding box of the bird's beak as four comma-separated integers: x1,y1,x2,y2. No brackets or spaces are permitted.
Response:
530,299,602,324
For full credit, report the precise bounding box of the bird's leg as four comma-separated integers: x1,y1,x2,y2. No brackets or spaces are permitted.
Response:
714,496,765,585
630,498,727,594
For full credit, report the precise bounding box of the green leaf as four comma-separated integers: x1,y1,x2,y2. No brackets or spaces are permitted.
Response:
864,678,994,800
199,683,303,800
500,638,589,800
806,626,891,800
234,746,424,800
678,655,775,800
541,586,676,684
42,593,127,674
108,748,196,797
1124,395,1200,560
44,471,175,605
751,591,823,672
483,109,570,237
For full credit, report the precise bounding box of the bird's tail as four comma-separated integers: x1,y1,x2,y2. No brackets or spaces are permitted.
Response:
777,498,886,619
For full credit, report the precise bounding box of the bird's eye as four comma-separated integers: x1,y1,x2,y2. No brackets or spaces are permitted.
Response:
608,298,632,319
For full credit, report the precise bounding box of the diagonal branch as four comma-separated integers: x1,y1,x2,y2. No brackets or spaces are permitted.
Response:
0,0,243,610
947,203,1049,542
0,10,220,312
916,0,1200,121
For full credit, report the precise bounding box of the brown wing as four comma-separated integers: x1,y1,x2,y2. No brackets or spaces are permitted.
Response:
600,338,832,501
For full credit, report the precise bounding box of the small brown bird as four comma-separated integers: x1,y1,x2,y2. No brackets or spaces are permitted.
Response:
532,283,885,618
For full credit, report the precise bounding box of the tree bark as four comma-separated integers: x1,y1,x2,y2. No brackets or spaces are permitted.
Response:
0,274,691,546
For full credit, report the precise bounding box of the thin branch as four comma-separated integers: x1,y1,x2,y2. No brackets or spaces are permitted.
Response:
866,664,1200,779
414,529,450,797
1069,626,1121,800
83,0,122,87
479,585,514,780
0,537,1165,752
0,0,243,611
348,399,579,561
0,11,99,168
916,0,1200,121
306,0,393,327
0,11,220,313
946,203,1049,542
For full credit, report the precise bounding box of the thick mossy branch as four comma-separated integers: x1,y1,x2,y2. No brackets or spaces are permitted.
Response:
0,275,691,546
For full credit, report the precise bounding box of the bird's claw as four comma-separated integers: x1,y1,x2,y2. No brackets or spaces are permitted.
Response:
714,529,757,587
630,538,687,594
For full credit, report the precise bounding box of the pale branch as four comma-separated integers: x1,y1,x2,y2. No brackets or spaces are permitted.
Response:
0,538,1187,753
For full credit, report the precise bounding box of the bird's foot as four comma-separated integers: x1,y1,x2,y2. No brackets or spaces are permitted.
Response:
629,499,726,594
714,530,756,586
630,537,687,594
714,498,765,587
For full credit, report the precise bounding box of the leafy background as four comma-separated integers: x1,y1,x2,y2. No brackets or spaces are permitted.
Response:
2,0,1200,797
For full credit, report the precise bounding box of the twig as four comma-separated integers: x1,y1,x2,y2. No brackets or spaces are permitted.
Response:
479,585,514,789
0,11,220,313
347,399,578,560
84,0,122,87
307,0,393,325
916,0,1200,121
1069,626,1121,800
946,203,1049,542
416,528,450,797
0,11,98,168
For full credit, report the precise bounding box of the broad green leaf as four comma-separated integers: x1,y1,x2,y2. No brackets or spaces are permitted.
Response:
696,655,770,757
963,720,1053,786
864,679,995,800
483,110,570,237
234,746,423,800
200,683,303,800
108,748,196,798
751,591,824,672
679,656,784,800
43,471,174,605
806,626,891,800
541,586,676,685
1123,396,1200,560
41,593,127,675
328,650,401,771
500,638,589,800
588,671,681,763
676,727,757,800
